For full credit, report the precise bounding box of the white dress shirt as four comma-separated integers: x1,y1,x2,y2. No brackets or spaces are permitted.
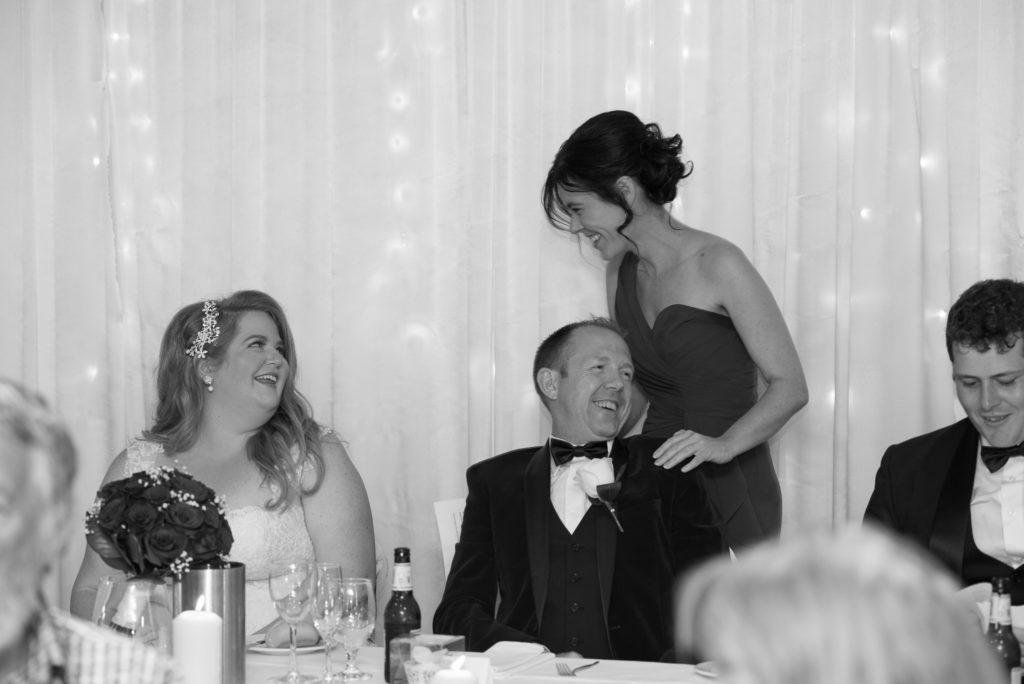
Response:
971,442,1024,568
549,438,612,534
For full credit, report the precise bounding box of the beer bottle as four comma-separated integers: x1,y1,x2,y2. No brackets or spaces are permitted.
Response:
384,547,422,683
987,577,1021,675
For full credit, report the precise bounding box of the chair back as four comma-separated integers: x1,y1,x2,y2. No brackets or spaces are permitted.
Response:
433,498,466,578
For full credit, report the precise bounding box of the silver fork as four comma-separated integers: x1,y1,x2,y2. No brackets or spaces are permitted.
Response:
556,661,599,677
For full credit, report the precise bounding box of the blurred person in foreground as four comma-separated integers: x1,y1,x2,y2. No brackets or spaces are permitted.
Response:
866,278,1024,602
676,524,1005,684
434,318,723,660
71,290,375,641
0,379,176,683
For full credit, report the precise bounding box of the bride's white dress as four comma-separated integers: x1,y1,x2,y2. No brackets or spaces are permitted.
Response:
123,439,315,634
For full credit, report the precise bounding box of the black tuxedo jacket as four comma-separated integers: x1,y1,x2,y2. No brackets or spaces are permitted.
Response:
432,435,724,661
864,418,981,580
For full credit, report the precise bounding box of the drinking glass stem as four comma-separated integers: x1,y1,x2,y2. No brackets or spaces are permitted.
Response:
289,623,300,677
344,647,359,674
323,639,334,680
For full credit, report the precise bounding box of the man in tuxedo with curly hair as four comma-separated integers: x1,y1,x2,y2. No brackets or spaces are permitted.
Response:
866,279,1024,601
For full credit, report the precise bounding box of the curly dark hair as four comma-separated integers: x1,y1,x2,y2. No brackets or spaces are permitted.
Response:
945,279,1024,360
532,317,626,404
542,110,693,234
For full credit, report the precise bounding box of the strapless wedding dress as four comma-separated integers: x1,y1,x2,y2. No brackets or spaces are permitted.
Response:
123,439,315,634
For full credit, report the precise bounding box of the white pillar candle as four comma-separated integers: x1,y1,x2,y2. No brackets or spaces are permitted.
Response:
432,655,478,684
432,669,477,684
173,609,223,684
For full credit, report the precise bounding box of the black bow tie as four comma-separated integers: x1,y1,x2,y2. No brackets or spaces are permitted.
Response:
550,439,608,466
981,444,1024,473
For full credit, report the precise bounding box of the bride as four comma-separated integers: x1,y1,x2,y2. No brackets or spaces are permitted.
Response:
71,290,375,636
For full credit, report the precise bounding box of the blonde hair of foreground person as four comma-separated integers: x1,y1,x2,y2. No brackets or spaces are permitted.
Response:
676,524,1004,684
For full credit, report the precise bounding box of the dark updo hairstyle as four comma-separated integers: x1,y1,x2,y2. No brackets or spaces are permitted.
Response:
143,289,325,510
945,279,1024,360
542,110,693,234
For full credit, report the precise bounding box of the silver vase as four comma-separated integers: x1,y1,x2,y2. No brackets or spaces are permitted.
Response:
173,562,246,684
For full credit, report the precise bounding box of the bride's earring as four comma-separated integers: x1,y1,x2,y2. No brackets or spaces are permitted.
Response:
203,374,214,393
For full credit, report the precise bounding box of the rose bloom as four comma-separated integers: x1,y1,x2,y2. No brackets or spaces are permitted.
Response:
165,501,205,530
124,501,159,529
144,525,188,566
191,526,233,562
575,457,615,498
170,472,213,502
203,505,224,528
96,496,128,530
143,484,172,504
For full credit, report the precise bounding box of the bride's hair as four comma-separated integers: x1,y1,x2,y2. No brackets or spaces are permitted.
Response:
144,289,326,510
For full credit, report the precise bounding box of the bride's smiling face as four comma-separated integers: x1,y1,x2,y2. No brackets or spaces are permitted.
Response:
556,186,631,261
207,311,290,415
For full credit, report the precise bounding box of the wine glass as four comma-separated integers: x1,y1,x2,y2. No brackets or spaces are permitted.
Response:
336,578,375,680
312,565,343,683
316,562,343,582
268,559,317,684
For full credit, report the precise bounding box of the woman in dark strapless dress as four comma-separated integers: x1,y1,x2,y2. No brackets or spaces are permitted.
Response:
543,111,808,549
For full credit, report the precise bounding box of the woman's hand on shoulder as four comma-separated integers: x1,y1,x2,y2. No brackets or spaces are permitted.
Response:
652,429,734,472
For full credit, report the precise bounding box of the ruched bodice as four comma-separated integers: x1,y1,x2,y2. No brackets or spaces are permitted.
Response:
620,300,758,439
615,251,781,547
122,440,315,633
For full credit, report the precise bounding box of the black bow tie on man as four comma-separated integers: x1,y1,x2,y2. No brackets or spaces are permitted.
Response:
981,443,1024,473
549,438,609,466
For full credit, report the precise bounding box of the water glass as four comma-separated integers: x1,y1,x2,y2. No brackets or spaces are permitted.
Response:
336,578,375,680
312,567,343,682
268,559,316,684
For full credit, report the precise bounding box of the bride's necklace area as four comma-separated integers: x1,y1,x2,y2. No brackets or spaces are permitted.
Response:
168,448,266,506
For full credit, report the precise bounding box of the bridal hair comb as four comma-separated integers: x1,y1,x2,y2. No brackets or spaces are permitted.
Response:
185,301,221,359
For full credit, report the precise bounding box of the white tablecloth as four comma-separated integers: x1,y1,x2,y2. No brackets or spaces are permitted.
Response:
246,646,706,684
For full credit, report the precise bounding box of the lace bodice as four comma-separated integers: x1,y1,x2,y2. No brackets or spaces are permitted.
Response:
122,439,316,633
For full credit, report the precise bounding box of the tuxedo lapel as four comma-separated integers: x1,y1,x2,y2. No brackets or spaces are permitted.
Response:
928,425,980,577
524,446,551,626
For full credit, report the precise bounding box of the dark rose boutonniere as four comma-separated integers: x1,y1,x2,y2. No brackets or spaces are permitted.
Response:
575,458,626,532
86,466,234,578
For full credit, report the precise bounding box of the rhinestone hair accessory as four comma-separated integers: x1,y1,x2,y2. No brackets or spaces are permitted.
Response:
185,301,221,359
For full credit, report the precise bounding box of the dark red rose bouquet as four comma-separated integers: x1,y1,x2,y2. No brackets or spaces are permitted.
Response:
85,466,234,578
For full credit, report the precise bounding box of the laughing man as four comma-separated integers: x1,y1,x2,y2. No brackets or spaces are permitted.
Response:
433,318,723,660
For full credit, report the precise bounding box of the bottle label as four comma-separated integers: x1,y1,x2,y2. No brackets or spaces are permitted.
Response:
392,563,413,591
996,594,1013,625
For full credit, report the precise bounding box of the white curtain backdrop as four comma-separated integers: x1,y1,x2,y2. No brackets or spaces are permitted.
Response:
2,0,1023,629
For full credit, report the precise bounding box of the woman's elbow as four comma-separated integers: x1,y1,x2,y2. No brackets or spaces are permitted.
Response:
791,381,809,412
769,374,808,418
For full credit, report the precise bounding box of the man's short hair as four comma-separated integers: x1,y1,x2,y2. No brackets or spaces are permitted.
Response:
532,317,626,402
945,279,1024,360
0,379,76,499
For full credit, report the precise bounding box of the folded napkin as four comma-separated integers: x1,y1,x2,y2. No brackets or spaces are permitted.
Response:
954,582,1024,643
484,641,555,676
954,581,992,633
